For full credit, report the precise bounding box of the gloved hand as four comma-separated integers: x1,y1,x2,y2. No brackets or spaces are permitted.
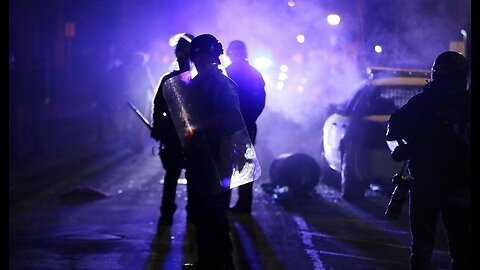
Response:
183,128,196,146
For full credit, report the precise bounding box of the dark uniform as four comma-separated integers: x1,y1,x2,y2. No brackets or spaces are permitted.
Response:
386,51,470,270
225,40,266,214
151,33,194,226
181,34,241,270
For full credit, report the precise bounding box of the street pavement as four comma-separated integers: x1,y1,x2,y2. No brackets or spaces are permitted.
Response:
9,134,452,270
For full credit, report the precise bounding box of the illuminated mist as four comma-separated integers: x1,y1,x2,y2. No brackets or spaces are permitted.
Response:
10,0,470,178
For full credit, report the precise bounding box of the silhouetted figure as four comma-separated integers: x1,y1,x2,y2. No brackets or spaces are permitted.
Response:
180,34,241,270
386,51,470,270
151,33,195,226
224,40,266,214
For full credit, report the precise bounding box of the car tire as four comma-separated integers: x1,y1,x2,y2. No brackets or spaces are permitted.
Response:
319,150,341,189
340,143,367,202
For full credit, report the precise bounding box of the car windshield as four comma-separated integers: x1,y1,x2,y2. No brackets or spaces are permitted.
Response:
346,84,423,116
379,85,423,108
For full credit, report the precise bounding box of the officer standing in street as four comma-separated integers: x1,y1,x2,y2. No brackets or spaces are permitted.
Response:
386,51,471,270
224,40,266,214
151,33,195,226
180,33,243,270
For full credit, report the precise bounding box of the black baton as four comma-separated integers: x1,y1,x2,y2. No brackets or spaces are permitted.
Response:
127,102,152,131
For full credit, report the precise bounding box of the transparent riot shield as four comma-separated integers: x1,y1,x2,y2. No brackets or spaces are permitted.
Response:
216,127,262,190
162,71,195,148
163,72,261,193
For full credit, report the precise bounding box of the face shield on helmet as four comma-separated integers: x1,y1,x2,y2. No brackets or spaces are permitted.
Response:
169,33,194,55
167,33,195,71
169,33,194,47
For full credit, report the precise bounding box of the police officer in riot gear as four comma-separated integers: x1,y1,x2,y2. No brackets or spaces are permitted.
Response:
386,51,470,270
181,34,241,270
225,40,266,214
151,33,195,226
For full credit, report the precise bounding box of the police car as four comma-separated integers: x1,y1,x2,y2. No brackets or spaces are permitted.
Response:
320,67,431,201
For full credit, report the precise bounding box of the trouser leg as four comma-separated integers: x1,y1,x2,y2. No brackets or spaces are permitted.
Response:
441,189,471,270
160,167,182,217
234,182,253,211
409,189,438,270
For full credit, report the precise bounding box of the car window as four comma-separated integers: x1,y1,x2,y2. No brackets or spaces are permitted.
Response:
369,94,397,115
346,84,423,117
379,85,423,108
344,86,369,115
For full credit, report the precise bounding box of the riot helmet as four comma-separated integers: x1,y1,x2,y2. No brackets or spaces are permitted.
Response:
168,33,194,70
189,34,224,63
169,33,194,47
227,40,248,60
174,33,194,53
431,51,468,80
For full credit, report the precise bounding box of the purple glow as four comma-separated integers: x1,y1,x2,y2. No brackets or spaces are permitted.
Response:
253,57,273,70
10,0,470,165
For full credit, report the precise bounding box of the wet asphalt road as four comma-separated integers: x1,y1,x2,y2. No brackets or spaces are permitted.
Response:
9,141,451,270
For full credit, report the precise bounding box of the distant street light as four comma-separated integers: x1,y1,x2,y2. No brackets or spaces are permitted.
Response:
296,34,305,44
327,14,341,26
